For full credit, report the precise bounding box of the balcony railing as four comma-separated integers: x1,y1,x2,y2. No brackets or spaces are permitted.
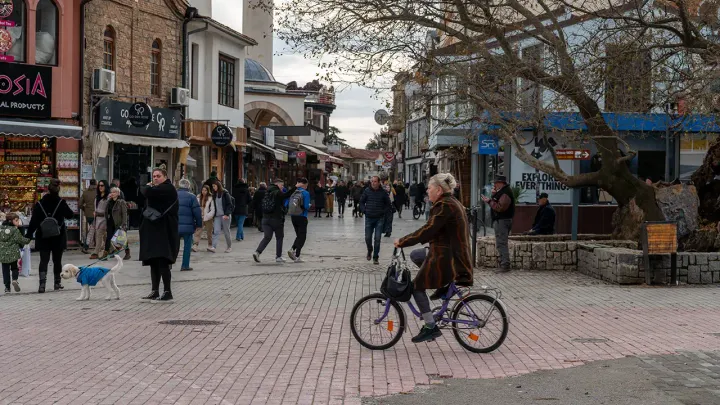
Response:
305,92,336,105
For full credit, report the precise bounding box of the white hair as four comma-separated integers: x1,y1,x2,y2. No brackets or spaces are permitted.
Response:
178,178,191,189
109,186,121,196
429,173,457,194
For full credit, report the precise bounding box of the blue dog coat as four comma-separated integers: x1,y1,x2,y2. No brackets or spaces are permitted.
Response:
76,266,111,286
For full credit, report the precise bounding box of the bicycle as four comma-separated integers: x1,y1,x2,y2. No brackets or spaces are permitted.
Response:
350,251,509,353
412,201,425,220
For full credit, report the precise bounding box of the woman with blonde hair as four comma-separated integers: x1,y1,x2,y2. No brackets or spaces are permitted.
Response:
193,184,214,252
394,172,473,343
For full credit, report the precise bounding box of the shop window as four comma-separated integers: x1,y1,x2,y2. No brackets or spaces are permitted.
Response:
151,39,161,97
218,54,236,107
103,26,115,71
34,0,57,65
2,0,26,62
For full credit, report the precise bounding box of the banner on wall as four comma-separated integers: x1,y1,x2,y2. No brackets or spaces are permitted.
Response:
510,133,574,204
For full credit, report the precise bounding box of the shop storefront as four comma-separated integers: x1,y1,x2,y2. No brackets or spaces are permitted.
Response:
248,140,288,186
184,121,248,191
0,63,83,247
92,100,186,227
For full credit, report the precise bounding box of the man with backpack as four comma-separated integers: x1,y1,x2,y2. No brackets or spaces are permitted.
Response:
253,178,298,263
287,178,311,263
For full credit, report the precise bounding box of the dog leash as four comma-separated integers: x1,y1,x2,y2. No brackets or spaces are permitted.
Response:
81,241,139,268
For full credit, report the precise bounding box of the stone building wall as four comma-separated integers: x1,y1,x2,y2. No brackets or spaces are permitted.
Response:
82,0,185,159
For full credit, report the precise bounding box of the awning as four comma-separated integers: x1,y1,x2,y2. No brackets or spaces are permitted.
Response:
326,155,345,165
299,143,329,156
0,118,82,139
251,140,288,162
99,132,189,148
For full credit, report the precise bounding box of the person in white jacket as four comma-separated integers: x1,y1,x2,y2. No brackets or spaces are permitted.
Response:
192,185,215,252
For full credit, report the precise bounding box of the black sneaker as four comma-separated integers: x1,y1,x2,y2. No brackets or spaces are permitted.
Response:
494,267,511,274
54,283,64,291
180,267,193,271
373,258,380,265
366,252,372,261
152,291,173,303
141,291,160,301
411,324,442,343
4,287,10,293
253,251,261,263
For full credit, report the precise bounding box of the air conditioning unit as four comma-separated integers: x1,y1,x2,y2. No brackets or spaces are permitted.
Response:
304,107,313,122
171,87,190,106
92,68,115,94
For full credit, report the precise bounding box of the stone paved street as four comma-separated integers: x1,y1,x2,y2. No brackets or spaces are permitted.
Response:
1,216,719,404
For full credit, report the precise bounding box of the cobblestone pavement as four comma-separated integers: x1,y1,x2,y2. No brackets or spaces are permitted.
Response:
1,264,720,404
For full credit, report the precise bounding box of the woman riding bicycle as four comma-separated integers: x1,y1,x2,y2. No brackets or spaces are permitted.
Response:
394,173,473,343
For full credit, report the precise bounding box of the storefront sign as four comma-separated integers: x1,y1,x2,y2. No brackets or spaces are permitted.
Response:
510,133,574,204
384,152,394,161
478,134,499,155
97,100,181,139
128,102,152,127
210,124,233,147
0,0,15,62
0,64,51,118
375,159,383,166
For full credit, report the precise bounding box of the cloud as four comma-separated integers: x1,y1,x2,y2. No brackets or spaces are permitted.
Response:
210,0,387,149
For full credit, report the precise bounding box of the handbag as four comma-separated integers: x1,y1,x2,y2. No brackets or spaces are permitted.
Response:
143,199,178,222
348,201,353,208
110,229,128,250
380,248,413,302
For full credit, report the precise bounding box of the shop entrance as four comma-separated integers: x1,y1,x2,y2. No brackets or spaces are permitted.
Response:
113,143,151,229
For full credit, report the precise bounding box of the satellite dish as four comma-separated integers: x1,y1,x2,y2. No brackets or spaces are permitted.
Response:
374,109,390,125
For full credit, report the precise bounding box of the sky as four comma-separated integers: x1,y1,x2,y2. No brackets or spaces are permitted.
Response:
211,0,386,149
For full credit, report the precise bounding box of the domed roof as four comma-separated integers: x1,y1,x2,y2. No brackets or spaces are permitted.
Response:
245,59,276,82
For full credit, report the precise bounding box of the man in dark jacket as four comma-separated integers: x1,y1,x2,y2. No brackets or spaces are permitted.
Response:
351,182,364,217
251,183,267,231
177,178,202,271
232,179,251,241
393,180,406,218
253,178,298,263
360,176,391,264
481,175,515,273
334,181,350,218
528,193,555,235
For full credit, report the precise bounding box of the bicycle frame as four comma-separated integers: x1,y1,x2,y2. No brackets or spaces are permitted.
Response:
375,283,482,328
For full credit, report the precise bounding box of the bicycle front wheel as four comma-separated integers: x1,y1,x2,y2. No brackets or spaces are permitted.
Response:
413,206,422,220
350,293,405,350
451,294,508,353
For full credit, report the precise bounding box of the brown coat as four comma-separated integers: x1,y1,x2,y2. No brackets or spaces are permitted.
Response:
398,193,473,290
79,185,96,218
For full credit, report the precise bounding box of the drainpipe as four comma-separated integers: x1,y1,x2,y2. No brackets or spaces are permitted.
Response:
181,7,200,89
79,0,97,132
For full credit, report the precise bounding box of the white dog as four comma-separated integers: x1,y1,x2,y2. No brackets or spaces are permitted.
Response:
60,256,123,301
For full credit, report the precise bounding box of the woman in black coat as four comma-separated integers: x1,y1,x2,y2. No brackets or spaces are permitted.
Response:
251,183,267,231
139,168,179,303
26,179,74,293
313,182,327,218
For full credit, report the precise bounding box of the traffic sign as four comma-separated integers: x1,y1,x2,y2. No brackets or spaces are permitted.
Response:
556,149,591,160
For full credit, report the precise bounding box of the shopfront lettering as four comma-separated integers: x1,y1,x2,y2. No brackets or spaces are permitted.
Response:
0,65,52,118
97,100,180,139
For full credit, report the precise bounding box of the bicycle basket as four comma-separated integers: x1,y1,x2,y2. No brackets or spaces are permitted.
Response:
380,251,413,302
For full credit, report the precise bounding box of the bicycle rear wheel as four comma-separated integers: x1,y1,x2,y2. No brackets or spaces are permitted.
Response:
413,205,422,220
450,293,508,353
350,293,405,350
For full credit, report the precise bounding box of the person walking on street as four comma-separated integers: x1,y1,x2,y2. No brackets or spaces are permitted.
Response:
251,183,267,231
111,178,131,259
210,182,234,253
26,179,75,293
287,178,311,263
325,181,335,217
89,180,110,259
481,175,515,273
104,187,128,258
253,179,297,263
360,176,391,264
335,180,349,218
313,182,326,218
177,178,202,271
193,185,214,252
351,181,364,217
383,180,395,238
139,168,180,303
79,179,96,253
0,213,30,294
232,179,250,241
393,180,406,218
404,182,411,209
393,173,473,343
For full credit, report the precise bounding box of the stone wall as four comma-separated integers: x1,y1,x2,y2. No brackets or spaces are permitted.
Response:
476,235,634,271
477,236,720,285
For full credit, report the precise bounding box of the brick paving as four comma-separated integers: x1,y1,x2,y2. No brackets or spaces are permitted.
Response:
1,267,720,404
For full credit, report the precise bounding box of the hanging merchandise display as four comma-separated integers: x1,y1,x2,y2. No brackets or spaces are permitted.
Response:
0,136,53,214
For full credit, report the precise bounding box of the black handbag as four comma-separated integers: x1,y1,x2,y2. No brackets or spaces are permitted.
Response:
380,248,413,302
143,199,178,222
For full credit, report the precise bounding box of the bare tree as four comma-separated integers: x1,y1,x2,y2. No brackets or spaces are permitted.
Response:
272,0,720,239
